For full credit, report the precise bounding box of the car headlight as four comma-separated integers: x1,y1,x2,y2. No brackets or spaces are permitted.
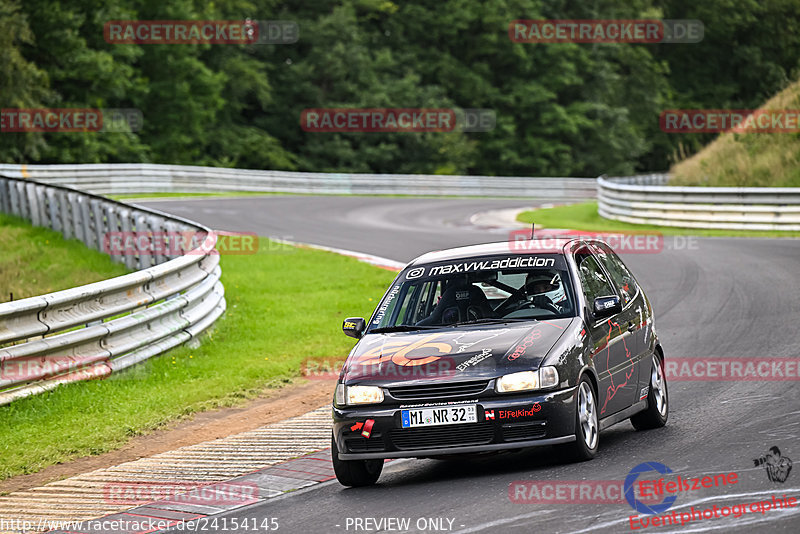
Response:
336,384,384,405
335,383,346,405
496,367,559,393
539,366,559,388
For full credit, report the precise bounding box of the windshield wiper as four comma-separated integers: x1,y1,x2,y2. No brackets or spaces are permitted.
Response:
370,324,442,333
452,317,538,326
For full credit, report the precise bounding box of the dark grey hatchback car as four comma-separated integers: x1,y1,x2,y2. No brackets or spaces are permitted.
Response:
331,239,668,486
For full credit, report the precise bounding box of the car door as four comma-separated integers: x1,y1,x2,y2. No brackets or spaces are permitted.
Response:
574,245,636,417
591,243,645,411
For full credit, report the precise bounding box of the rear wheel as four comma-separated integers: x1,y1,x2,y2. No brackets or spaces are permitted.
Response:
563,377,599,461
331,436,383,487
630,353,669,430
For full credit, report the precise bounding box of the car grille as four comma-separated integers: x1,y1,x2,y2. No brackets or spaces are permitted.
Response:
390,422,494,450
501,421,546,442
388,380,489,400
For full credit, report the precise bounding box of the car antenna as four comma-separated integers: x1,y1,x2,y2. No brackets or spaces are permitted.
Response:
530,223,535,240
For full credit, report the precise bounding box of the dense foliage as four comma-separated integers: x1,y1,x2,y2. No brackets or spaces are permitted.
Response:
1,0,798,176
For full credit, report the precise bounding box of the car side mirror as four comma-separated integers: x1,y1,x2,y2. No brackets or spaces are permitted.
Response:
593,296,621,319
342,317,366,339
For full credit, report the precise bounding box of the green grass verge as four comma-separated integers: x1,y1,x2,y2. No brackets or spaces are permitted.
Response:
0,238,395,481
518,202,800,238
0,213,129,302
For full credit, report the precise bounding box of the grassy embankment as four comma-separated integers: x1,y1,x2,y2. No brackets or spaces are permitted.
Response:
670,78,800,187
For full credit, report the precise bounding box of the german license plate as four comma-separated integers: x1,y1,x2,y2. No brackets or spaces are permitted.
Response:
401,405,477,428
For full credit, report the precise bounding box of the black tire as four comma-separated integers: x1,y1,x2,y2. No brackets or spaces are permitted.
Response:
331,436,383,487
562,376,599,462
631,352,669,430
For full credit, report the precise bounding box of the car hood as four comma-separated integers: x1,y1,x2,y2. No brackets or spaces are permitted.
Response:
342,318,576,387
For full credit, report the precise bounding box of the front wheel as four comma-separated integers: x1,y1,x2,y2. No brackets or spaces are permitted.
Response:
562,377,599,462
331,436,383,487
630,353,669,430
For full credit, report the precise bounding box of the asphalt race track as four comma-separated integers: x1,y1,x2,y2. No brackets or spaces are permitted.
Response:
141,196,800,533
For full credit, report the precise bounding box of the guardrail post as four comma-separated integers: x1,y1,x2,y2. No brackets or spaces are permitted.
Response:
26,182,42,226
34,185,49,227
79,195,95,250
90,199,106,253
0,179,10,213
70,193,86,244
9,181,22,217
119,207,139,271
58,190,73,239
45,188,61,232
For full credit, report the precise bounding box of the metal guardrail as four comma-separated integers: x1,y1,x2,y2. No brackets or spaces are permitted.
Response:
0,176,226,405
598,174,800,231
0,163,597,199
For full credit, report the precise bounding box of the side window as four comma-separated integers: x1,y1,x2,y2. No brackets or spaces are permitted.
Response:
593,244,636,307
391,280,445,325
576,254,615,303
415,280,442,321
393,285,418,325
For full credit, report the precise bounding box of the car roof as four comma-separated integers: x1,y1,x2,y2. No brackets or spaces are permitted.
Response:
408,238,583,265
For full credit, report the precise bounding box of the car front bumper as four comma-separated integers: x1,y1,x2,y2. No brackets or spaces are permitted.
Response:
333,386,577,460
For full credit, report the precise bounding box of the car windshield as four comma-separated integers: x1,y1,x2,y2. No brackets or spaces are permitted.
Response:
369,254,575,331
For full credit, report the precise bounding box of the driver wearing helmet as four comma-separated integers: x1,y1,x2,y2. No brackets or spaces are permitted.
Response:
524,271,566,313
